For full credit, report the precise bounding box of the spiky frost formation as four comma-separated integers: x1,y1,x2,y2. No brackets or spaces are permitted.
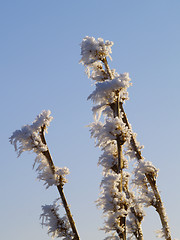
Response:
132,160,158,207
34,154,70,188
41,202,74,239
10,110,53,156
97,171,129,234
10,110,70,188
80,36,113,66
88,73,131,106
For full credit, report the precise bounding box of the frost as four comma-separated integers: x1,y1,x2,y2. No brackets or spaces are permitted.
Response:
31,110,53,133
92,104,108,122
10,110,75,239
90,62,109,81
90,116,131,151
134,160,158,179
97,171,130,235
88,73,131,105
41,202,73,239
9,110,53,156
98,143,118,170
80,36,171,239
131,160,159,207
35,154,70,188
10,110,70,189
80,36,113,66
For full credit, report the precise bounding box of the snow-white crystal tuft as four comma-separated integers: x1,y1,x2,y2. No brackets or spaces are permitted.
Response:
41,202,73,239
88,73,131,105
90,116,131,151
35,155,70,188
97,171,130,235
9,110,53,156
80,36,113,66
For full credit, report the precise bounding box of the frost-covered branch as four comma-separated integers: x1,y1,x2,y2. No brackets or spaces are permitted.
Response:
10,111,80,240
80,36,144,240
80,36,172,240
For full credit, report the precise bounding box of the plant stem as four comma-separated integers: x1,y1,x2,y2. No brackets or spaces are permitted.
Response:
39,126,80,240
111,98,126,240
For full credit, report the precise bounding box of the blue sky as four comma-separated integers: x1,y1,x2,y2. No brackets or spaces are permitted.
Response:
1,0,180,239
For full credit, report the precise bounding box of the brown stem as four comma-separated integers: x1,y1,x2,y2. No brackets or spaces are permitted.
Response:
39,126,80,240
145,174,171,240
102,57,113,80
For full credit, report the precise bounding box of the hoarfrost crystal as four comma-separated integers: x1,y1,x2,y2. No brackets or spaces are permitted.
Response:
41,202,73,239
80,36,113,66
10,110,53,156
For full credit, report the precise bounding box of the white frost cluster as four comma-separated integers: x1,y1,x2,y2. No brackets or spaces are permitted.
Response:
41,202,73,239
80,36,113,66
97,171,129,234
134,160,158,183
10,110,53,156
10,110,70,188
132,160,158,207
90,116,131,153
89,115,132,174
88,73,131,106
35,155,70,189
80,36,131,122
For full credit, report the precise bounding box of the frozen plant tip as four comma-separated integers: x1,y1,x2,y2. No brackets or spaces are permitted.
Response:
80,36,113,66
10,110,53,156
